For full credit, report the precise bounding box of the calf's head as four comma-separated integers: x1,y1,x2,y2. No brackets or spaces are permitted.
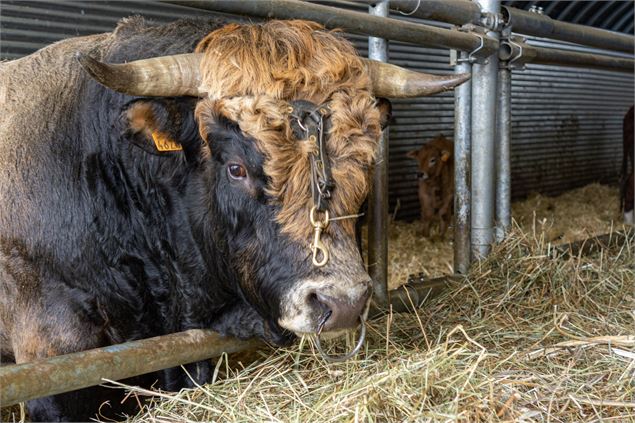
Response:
407,134,452,181
80,20,469,342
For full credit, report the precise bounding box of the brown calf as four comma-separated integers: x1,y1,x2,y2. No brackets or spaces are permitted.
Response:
407,134,454,238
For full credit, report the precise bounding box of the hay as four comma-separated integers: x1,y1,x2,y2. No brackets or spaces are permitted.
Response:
512,183,622,244
118,207,634,422
387,183,625,289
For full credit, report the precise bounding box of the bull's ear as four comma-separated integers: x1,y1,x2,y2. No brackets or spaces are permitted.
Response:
441,149,451,162
376,97,393,129
123,98,204,163
406,149,419,160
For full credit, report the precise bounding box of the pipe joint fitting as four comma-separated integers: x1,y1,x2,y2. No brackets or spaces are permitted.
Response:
480,12,505,32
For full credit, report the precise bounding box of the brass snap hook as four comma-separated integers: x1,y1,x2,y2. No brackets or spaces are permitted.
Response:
309,206,330,267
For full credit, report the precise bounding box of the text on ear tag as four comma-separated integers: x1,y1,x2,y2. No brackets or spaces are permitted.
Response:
151,131,182,152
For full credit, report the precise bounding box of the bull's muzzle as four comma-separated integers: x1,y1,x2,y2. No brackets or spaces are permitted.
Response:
313,289,371,333
278,277,371,336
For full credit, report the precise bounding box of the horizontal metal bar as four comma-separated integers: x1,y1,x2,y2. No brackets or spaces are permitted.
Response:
501,6,634,54
370,275,455,316
500,40,634,73
387,0,480,27
161,0,498,56
0,330,261,407
554,229,634,258
358,0,633,53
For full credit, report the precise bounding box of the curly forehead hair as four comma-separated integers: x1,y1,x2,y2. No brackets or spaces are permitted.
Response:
194,20,381,241
195,19,370,101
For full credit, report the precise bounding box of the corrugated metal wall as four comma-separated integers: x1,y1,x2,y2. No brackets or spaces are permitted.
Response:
509,38,634,200
1,1,633,221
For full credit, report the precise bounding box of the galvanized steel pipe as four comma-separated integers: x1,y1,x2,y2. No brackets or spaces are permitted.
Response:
0,330,260,407
363,0,633,54
367,0,389,305
387,0,481,27
453,50,473,274
501,6,634,54
164,0,498,57
495,65,512,242
369,275,456,317
499,40,634,73
471,0,500,260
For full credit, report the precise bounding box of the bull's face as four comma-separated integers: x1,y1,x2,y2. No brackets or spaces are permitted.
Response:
196,95,390,338
81,20,470,346
200,106,375,338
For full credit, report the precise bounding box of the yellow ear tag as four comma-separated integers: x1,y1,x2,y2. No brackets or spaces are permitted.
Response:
441,152,450,162
151,131,182,152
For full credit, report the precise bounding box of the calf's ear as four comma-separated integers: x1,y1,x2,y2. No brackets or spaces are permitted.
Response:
406,149,419,160
375,97,393,129
441,149,451,162
123,98,204,163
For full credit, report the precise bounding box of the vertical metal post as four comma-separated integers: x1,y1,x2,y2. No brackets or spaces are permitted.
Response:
471,0,500,259
495,65,512,242
453,51,473,274
367,0,389,305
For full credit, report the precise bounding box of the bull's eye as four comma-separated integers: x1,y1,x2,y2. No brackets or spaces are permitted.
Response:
228,163,247,180
429,157,437,166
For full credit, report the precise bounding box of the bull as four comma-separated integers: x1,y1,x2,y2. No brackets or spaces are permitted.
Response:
0,17,468,421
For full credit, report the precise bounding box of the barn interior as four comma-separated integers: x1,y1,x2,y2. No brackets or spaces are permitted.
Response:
1,1,634,422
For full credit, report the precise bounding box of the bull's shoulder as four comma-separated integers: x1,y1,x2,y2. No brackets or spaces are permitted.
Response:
0,32,111,136
105,17,229,62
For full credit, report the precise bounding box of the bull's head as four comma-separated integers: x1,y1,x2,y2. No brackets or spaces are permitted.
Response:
78,21,469,347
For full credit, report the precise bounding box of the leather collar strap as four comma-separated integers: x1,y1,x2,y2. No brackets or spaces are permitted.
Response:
289,100,334,212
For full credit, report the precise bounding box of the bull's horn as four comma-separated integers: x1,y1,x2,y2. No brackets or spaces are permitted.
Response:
363,59,471,97
76,52,204,97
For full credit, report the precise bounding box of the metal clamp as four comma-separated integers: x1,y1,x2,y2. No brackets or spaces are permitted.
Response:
529,5,544,15
310,206,330,267
480,12,505,32
457,32,485,64
507,37,524,69
499,35,530,71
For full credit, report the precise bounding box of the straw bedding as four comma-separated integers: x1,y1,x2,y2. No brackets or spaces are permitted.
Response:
2,184,632,422
387,183,623,289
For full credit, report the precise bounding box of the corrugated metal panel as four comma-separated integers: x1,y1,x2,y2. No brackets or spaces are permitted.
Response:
508,37,634,203
502,1,635,34
1,1,633,222
0,1,238,59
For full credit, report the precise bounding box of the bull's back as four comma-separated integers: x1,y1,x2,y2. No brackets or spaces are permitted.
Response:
0,34,113,261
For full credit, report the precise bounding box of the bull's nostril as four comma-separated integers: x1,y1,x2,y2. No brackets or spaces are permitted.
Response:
316,309,332,335
307,291,319,306
313,289,369,333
